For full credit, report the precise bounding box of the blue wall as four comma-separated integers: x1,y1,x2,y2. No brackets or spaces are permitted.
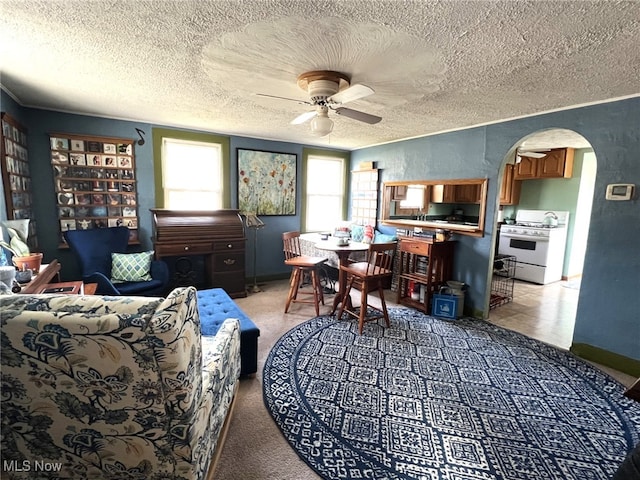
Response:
2,88,638,363
0,88,346,283
352,97,640,362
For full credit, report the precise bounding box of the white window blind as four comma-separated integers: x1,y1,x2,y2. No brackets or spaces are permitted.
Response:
162,138,222,210
400,185,426,209
305,155,345,232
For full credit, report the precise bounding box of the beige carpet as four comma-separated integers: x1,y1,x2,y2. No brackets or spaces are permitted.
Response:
213,279,327,479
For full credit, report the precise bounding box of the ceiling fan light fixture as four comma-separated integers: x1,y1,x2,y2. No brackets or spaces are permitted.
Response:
310,108,333,137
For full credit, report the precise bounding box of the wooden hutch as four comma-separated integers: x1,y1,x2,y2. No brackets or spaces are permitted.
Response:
396,236,455,313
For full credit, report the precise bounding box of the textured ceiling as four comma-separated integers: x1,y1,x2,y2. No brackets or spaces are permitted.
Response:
1,1,638,150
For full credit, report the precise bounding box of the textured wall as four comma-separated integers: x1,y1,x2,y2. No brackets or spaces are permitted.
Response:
352,97,640,361
0,88,331,282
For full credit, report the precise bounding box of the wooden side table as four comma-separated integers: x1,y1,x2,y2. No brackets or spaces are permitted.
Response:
20,260,61,294
37,281,100,295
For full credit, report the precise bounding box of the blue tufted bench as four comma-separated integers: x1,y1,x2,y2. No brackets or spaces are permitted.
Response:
197,288,260,376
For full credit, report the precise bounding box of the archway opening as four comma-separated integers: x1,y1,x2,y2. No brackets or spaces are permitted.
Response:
488,128,596,350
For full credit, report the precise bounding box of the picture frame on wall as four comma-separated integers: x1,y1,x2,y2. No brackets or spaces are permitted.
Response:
71,139,85,151
50,137,69,151
237,148,297,215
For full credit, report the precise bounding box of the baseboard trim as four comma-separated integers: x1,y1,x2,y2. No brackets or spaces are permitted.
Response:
570,343,640,377
249,273,290,283
561,273,582,281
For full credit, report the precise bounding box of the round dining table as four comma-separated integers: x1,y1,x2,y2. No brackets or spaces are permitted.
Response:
314,239,370,314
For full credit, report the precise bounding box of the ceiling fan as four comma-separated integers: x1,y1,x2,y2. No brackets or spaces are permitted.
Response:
257,70,382,137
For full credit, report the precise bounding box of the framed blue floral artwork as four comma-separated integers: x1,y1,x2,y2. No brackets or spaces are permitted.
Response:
237,148,296,215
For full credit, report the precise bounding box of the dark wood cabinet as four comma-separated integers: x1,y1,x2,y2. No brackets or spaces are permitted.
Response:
514,148,574,180
453,184,481,203
537,148,574,178
499,164,522,205
431,184,480,203
151,209,247,298
514,156,538,179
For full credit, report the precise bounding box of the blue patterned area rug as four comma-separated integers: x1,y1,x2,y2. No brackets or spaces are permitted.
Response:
263,308,640,480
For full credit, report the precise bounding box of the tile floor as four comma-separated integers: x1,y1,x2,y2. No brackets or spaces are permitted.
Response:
488,279,578,350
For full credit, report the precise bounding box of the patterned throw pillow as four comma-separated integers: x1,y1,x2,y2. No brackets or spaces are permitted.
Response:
111,251,153,283
350,224,365,242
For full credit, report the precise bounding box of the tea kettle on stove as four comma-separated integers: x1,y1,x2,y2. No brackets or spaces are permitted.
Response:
542,211,558,227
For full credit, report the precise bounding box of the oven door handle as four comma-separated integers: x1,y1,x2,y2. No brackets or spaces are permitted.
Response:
500,233,549,242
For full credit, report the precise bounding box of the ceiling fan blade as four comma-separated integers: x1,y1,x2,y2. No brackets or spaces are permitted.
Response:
517,148,550,159
255,93,310,105
328,84,374,104
518,150,547,159
290,110,317,125
334,107,382,125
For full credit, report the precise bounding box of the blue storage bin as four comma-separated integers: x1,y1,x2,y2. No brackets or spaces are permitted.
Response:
432,293,459,319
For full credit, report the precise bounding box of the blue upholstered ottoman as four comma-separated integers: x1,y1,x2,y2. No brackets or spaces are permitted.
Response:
197,288,260,376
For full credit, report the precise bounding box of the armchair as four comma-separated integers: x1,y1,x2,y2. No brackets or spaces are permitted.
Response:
64,226,169,296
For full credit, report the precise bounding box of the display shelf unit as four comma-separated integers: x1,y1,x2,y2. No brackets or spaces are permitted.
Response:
396,237,455,313
49,133,138,245
1,112,38,250
490,254,516,309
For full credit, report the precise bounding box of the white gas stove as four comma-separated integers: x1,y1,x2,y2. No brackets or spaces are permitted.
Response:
498,210,570,284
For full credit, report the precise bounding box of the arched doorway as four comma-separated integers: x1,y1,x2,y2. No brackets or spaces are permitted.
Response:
488,128,596,350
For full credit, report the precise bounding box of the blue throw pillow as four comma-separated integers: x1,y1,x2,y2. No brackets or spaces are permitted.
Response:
374,232,397,243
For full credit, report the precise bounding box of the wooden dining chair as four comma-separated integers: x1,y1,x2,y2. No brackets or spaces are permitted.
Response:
282,231,328,316
336,242,397,334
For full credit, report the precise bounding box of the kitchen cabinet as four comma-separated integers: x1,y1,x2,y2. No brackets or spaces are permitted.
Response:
392,185,407,200
499,164,522,205
453,183,481,203
396,237,455,314
431,183,480,203
538,148,574,178
381,179,488,237
430,184,456,203
514,148,574,180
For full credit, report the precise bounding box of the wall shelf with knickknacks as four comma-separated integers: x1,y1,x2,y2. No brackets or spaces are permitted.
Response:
49,133,139,246
1,112,38,250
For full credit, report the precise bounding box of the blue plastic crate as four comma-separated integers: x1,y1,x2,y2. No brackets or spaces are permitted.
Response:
432,293,459,319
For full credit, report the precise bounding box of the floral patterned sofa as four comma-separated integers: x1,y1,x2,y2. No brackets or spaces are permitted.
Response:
0,286,241,480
